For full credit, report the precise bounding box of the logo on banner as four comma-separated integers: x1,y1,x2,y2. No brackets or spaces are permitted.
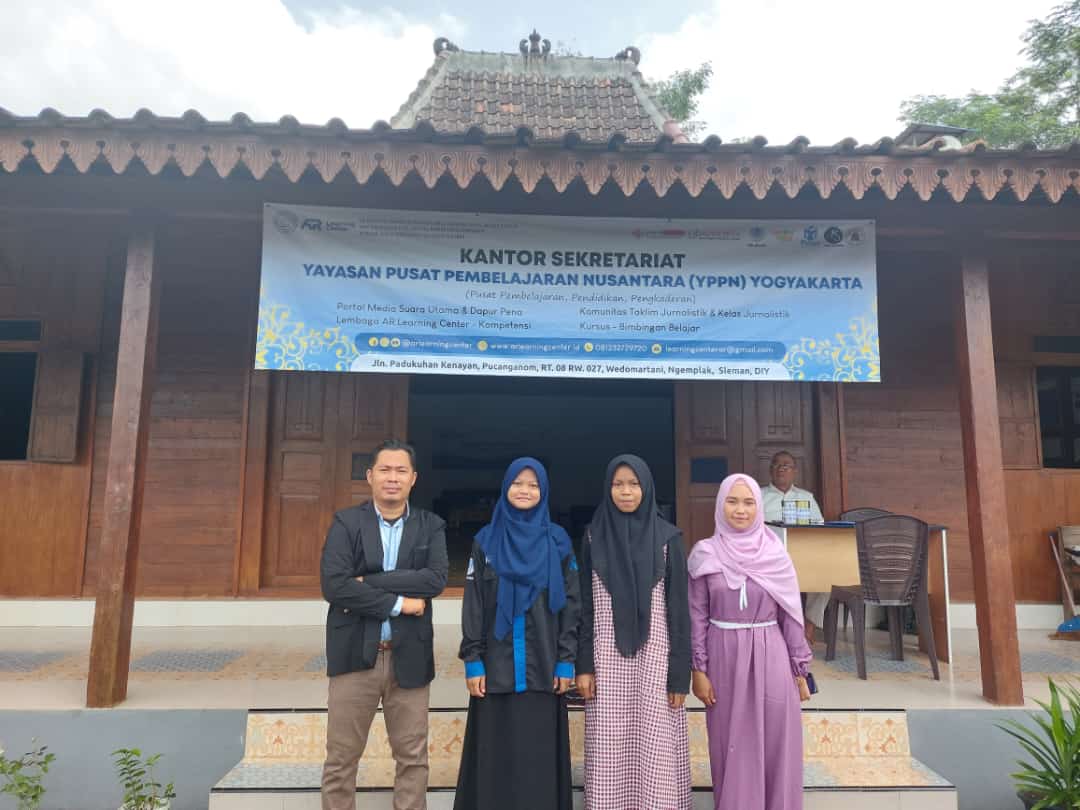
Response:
747,226,767,247
273,209,300,234
801,225,818,246
302,218,324,232
632,228,687,239
687,228,742,240
824,226,844,245
846,227,865,245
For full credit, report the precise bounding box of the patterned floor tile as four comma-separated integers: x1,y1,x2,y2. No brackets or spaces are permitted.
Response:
216,762,324,790
0,651,69,672
803,713,860,757
7,626,1080,705
1020,651,1080,673
802,758,839,787
131,649,246,673
804,756,952,788
857,712,909,756
823,653,932,676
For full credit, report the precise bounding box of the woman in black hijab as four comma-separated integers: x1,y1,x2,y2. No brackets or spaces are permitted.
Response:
576,454,691,810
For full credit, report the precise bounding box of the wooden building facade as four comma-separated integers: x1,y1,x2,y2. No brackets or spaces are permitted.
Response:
2,110,1080,705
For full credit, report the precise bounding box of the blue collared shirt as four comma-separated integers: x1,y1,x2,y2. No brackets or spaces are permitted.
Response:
375,503,408,642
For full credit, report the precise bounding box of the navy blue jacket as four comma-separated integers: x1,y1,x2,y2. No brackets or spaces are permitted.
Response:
459,541,582,694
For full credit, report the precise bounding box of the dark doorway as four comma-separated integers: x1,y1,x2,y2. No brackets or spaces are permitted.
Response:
408,375,676,586
0,353,37,460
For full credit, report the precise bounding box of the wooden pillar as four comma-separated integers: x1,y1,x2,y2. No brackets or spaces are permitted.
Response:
235,370,271,595
954,251,1023,705
815,382,846,521
86,225,161,708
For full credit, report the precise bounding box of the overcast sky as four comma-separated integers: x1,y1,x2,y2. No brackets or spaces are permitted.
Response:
2,0,1062,145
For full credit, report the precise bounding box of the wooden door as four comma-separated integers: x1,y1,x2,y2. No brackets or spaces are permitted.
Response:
674,381,818,545
334,373,410,507
674,381,744,546
260,371,408,592
742,381,818,494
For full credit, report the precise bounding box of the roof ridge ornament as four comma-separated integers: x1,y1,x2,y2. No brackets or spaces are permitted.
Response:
520,30,551,60
615,46,641,65
433,37,459,56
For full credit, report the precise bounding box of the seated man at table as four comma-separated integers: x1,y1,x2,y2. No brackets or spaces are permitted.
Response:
762,451,824,525
762,451,825,644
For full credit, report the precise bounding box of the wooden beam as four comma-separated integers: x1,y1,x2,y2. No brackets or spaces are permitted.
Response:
235,370,271,595
815,382,845,521
86,225,161,708
954,251,1024,705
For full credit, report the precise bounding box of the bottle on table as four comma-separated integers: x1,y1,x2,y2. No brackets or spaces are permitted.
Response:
796,499,811,526
782,499,797,525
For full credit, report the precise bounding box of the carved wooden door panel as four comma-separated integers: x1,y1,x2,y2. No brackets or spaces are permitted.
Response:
261,372,409,591
675,381,818,547
674,381,744,548
334,373,410,509
742,381,818,494
261,373,342,590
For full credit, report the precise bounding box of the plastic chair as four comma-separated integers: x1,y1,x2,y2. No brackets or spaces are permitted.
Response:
833,508,893,630
1054,525,1080,621
823,514,939,681
840,507,892,522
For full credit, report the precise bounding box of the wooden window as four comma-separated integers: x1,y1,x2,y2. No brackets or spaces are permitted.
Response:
1037,366,1080,469
28,349,85,462
0,352,37,460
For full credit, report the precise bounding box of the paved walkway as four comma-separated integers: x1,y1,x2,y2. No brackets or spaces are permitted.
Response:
1,624,1075,709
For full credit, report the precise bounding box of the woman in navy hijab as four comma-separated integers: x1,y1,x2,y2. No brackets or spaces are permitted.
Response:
454,457,581,810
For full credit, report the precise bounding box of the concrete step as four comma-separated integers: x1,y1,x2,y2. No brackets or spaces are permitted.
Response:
208,792,958,809
209,708,957,809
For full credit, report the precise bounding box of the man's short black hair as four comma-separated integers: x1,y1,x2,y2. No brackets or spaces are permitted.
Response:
369,438,417,471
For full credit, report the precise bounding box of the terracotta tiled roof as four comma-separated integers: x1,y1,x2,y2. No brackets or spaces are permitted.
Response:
4,107,1080,203
390,34,674,145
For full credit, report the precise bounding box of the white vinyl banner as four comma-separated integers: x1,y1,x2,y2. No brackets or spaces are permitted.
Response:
257,204,879,381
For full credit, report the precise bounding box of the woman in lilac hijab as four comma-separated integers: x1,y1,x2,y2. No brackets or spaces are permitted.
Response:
688,473,812,810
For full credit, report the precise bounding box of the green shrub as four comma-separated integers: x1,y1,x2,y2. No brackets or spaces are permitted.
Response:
0,742,55,810
112,748,176,810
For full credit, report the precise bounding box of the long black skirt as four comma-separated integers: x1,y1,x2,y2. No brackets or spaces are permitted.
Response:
453,690,573,810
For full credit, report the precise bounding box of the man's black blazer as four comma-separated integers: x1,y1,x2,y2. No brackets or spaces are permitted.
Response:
320,501,448,688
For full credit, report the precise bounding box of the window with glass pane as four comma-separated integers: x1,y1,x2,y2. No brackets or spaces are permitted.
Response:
1038,367,1080,469
0,353,37,460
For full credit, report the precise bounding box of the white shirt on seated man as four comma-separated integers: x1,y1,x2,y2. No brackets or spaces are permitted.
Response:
762,451,826,643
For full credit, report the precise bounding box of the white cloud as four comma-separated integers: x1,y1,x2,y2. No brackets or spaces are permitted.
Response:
1,0,464,126
642,0,1062,145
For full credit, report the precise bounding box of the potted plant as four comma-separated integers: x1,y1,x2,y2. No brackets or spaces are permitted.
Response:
112,748,175,810
0,741,55,810
998,678,1080,810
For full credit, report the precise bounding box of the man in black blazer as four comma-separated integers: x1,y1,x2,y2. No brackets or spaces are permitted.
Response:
320,438,448,810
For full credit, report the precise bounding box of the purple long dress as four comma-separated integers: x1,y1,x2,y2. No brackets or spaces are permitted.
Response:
689,575,811,810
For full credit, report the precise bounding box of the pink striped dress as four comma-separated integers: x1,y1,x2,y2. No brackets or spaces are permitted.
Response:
583,565,692,809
